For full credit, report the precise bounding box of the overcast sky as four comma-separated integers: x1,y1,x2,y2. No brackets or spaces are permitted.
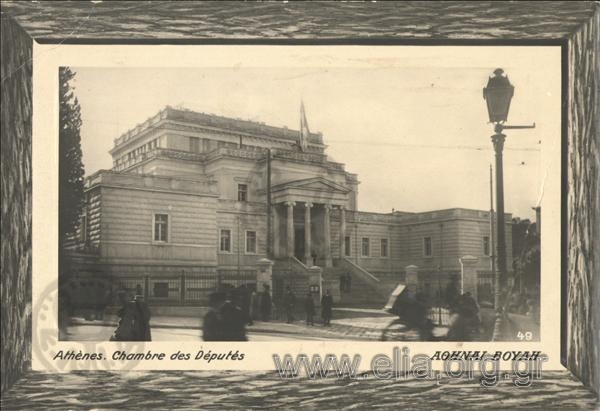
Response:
72,46,560,219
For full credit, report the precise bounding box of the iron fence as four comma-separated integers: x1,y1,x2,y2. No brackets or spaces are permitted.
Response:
68,269,258,307
477,271,495,305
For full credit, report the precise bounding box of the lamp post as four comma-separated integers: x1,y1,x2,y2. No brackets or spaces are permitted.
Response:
483,68,535,341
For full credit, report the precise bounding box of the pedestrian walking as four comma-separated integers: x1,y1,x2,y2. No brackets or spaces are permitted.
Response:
284,286,296,323
249,290,258,325
321,289,333,326
132,294,152,341
260,284,272,322
110,293,151,341
203,291,225,341
304,291,315,326
110,294,136,341
237,284,252,325
219,293,248,341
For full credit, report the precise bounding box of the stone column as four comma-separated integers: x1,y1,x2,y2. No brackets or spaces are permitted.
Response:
339,206,346,259
286,201,295,257
323,204,332,267
304,202,313,265
272,204,279,258
459,255,479,301
405,265,419,294
256,258,274,292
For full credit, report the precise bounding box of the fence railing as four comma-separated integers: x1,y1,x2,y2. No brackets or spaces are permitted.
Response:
477,271,495,305
67,269,258,308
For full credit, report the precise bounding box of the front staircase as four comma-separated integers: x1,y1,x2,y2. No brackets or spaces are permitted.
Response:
273,256,403,309
324,258,402,308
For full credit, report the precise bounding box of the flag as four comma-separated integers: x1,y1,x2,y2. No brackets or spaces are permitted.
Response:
299,101,310,151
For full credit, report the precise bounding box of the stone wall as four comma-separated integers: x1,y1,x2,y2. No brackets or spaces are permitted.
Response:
0,17,32,393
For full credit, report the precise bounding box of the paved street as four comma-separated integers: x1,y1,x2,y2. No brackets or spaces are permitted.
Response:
65,307,402,342
68,324,351,341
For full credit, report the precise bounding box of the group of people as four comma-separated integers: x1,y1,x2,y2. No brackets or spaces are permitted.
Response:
110,283,338,342
110,293,152,341
202,284,274,341
202,290,248,341
282,286,334,326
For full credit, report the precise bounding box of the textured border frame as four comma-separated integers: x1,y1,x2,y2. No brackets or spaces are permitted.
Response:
1,0,598,395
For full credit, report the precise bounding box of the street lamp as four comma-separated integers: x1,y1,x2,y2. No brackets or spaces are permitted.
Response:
483,68,535,341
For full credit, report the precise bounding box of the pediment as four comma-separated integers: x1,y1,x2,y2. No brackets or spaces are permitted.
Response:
272,177,351,194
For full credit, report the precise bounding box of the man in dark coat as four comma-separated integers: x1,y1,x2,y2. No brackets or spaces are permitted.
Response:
237,284,252,325
203,291,225,341
111,293,136,341
304,291,315,326
260,284,272,322
284,286,296,323
321,289,333,326
249,290,258,325
132,295,152,341
218,293,247,341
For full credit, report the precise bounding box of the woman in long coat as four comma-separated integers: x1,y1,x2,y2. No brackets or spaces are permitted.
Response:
132,295,152,341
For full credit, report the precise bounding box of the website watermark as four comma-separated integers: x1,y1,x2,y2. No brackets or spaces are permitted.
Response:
273,348,548,387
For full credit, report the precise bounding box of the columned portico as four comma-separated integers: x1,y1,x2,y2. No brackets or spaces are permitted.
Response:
304,202,313,265
270,176,352,266
286,201,295,257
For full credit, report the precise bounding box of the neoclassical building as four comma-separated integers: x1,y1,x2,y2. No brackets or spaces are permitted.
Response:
72,106,512,307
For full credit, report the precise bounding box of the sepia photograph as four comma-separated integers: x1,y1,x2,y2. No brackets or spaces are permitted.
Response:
2,2,599,410
57,48,554,344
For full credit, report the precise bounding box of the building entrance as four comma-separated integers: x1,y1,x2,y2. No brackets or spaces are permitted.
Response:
294,227,305,261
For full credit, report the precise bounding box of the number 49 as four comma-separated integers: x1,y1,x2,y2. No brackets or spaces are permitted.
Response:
517,331,533,340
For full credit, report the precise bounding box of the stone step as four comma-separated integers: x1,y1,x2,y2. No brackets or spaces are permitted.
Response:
323,267,389,308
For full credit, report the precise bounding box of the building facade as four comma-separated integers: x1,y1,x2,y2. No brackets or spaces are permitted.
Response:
71,106,512,306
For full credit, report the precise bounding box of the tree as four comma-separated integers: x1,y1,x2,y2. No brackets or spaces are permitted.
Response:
59,67,85,249
512,218,540,292
58,67,85,335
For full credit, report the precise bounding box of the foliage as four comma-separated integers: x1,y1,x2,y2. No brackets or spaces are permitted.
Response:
512,218,540,290
59,67,85,248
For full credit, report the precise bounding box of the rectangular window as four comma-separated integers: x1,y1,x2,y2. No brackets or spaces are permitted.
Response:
361,237,370,257
246,231,257,254
380,238,388,257
483,236,490,256
344,236,351,257
238,184,248,202
154,214,169,242
190,137,201,153
423,237,432,257
220,229,231,252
